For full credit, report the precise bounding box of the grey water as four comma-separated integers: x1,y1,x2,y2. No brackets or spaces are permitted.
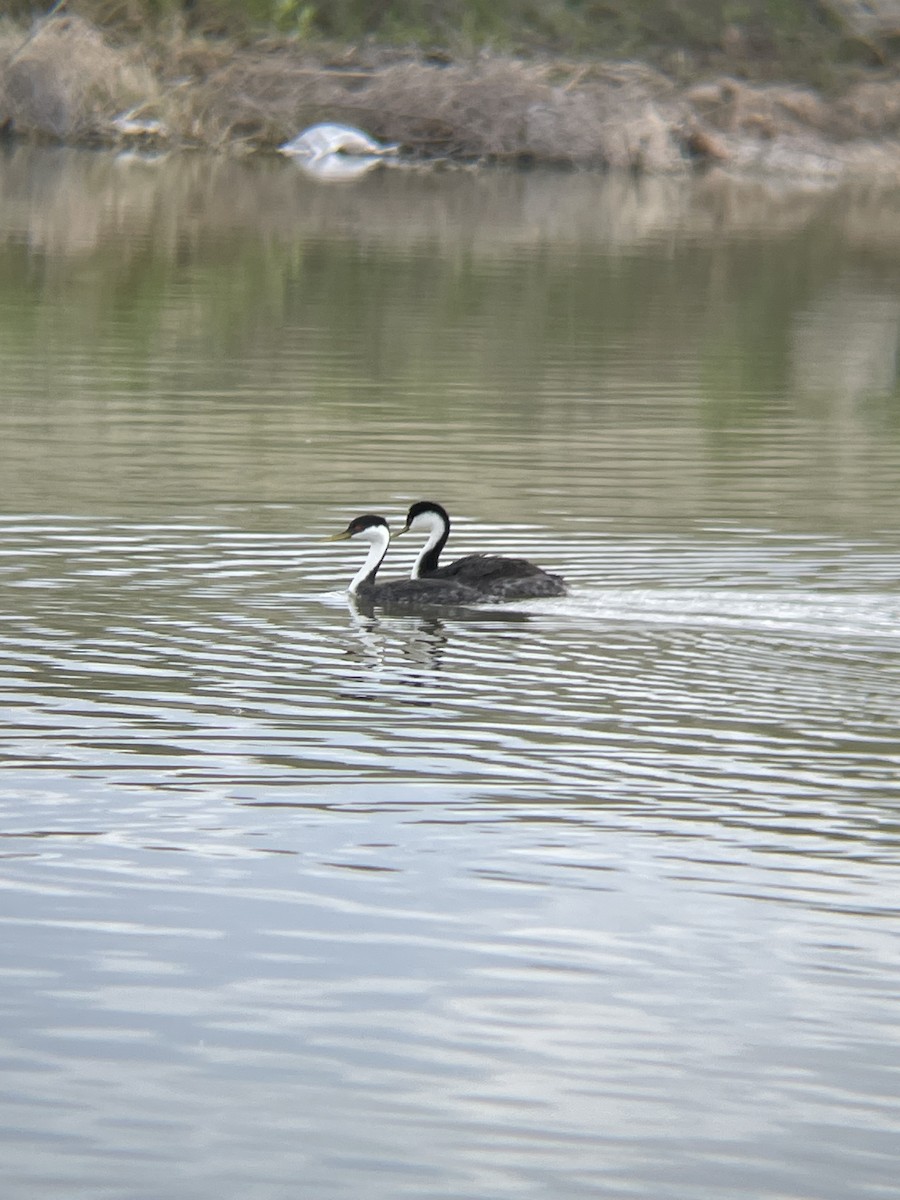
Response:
1,146,899,1199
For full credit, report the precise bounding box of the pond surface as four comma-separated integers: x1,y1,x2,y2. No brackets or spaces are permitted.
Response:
1,146,899,1200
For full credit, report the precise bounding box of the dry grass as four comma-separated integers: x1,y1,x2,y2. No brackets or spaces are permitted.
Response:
0,15,158,141
1,14,898,179
685,75,900,141
156,45,692,169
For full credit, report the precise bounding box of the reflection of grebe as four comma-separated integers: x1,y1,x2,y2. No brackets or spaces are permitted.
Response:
397,501,566,600
326,514,484,606
344,596,449,674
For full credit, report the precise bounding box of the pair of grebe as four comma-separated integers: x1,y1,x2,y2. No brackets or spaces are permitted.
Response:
327,501,566,605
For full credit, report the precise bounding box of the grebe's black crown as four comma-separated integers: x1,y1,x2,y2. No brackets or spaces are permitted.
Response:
406,500,449,523
347,514,389,535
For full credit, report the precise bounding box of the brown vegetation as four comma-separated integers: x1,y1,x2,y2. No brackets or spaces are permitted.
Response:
0,15,157,142
1,14,899,180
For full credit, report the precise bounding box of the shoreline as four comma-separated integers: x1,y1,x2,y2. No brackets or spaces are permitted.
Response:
1,14,899,182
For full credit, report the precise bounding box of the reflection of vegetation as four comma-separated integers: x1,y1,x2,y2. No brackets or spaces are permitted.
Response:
1,148,898,437
0,147,897,532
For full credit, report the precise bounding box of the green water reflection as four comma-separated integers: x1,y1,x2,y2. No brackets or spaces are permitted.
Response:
0,145,898,533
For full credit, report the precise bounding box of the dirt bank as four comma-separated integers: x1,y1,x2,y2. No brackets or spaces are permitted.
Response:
1,15,899,181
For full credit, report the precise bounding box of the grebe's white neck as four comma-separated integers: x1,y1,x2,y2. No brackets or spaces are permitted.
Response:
407,509,448,579
349,523,390,594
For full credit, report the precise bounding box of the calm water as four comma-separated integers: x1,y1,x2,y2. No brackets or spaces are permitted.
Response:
1,146,899,1199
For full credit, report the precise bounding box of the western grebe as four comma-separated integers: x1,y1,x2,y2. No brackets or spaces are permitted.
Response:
326,514,485,606
397,501,566,600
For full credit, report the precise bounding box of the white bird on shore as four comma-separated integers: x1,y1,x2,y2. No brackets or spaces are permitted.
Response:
278,122,399,162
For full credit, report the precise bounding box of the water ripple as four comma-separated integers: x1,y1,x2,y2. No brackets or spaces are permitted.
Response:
2,518,897,831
